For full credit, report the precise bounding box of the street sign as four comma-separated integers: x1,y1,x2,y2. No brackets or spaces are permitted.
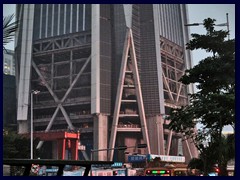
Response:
128,155,146,162
111,162,123,168
147,154,185,163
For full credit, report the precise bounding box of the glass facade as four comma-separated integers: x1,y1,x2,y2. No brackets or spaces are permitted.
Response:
3,50,15,75
33,4,92,40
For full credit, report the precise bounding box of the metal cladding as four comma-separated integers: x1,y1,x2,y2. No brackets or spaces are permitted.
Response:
15,4,198,162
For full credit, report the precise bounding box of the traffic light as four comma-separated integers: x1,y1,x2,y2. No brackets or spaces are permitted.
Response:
146,170,151,174
215,167,220,173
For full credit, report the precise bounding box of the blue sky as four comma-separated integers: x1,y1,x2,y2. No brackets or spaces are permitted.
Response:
3,4,235,132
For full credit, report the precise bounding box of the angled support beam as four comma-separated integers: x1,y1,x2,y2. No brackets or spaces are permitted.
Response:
36,105,60,149
108,29,130,161
32,61,59,102
129,29,150,154
61,56,91,103
182,137,193,160
162,72,175,102
108,28,151,160
176,83,183,103
33,56,91,149
59,106,74,129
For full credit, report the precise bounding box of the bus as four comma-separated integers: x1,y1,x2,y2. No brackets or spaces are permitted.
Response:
144,168,172,176
144,166,188,176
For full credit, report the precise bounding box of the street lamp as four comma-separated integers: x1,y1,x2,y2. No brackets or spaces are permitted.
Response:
90,145,127,161
31,90,40,159
184,23,203,26
185,13,230,40
90,144,147,161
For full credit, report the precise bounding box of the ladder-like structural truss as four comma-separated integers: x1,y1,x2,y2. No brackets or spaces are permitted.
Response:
108,28,151,161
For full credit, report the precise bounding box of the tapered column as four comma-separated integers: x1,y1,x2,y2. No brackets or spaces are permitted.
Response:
93,114,108,161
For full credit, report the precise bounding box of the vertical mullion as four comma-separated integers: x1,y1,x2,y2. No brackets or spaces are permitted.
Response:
51,4,54,36
70,4,73,33
76,4,79,32
39,4,43,38
45,4,49,38
83,4,85,31
64,4,66,34
57,4,60,35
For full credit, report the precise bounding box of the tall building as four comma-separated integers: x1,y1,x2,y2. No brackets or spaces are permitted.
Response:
3,74,17,130
16,4,198,162
3,49,15,75
3,49,17,130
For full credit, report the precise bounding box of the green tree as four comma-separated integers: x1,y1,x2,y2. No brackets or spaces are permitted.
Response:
3,14,18,52
188,158,204,172
3,129,30,159
168,18,235,176
217,134,235,175
3,129,41,159
188,158,203,171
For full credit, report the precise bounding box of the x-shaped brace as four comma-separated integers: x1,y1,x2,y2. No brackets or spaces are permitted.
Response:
31,56,91,149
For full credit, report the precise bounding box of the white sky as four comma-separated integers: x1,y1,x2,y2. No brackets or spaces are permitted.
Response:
3,4,235,132
187,4,235,66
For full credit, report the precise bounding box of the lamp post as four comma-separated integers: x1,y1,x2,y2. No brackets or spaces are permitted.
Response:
90,144,147,161
185,13,230,40
30,90,40,159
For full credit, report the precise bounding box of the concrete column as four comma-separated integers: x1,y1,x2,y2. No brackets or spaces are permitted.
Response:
93,114,108,161
146,115,165,155
17,121,28,135
17,4,35,134
91,4,100,114
170,138,179,156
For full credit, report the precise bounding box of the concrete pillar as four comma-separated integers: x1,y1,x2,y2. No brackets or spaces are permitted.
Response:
91,4,100,114
93,114,108,161
18,120,28,134
146,115,165,155
16,4,35,134
170,138,179,156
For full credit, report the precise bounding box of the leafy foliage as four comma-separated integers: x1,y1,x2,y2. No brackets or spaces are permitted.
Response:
3,129,30,159
188,158,204,171
3,14,18,52
188,134,234,176
168,18,235,176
